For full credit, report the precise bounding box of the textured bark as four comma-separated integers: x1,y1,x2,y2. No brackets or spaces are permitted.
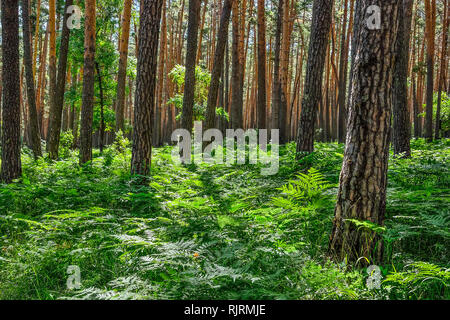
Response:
424,0,436,142
205,0,233,130
46,0,57,150
115,0,133,133
79,0,96,164
181,0,201,133
337,0,349,144
230,0,244,129
296,0,333,154
32,0,42,80
329,0,400,265
47,0,73,160
435,0,448,139
1,0,22,183
392,0,413,157
271,0,283,134
256,0,266,129
131,0,164,176
21,0,42,159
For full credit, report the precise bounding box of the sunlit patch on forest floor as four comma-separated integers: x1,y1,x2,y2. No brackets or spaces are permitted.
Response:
0,139,448,300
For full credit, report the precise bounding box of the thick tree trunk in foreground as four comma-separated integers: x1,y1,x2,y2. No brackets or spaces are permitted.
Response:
47,0,73,160
21,0,42,159
79,0,96,164
181,0,201,133
296,0,333,155
205,0,233,130
329,0,400,265
131,0,164,176
393,0,413,158
115,0,133,133
1,0,22,183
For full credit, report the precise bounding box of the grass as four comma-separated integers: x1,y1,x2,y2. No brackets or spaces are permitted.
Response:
0,137,448,300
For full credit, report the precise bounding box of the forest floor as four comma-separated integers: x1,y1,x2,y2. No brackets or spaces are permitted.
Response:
0,138,448,300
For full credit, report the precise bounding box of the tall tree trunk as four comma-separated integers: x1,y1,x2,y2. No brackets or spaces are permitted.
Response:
337,0,349,144
424,0,436,142
47,0,73,159
271,0,283,135
46,0,57,152
256,0,266,129
205,0,233,130
21,0,42,159
393,0,413,157
296,0,333,154
181,0,201,133
1,0,22,183
230,0,244,129
435,0,448,139
79,0,96,164
329,0,400,265
115,0,133,133
131,0,163,176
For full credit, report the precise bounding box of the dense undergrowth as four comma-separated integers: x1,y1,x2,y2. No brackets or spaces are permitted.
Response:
0,137,448,300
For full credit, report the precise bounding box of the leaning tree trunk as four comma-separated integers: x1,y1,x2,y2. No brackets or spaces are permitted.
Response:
21,0,42,159
47,0,73,160
393,0,413,158
79,0,96,164
1,0,22,183
296,0,333,155
131,0,164,176
329,0,400,265
181,0,201,133
205,0,233,131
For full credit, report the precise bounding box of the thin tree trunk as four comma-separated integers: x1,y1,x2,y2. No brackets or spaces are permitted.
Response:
205,0,233,130
424,0,436,142
47,0,73,159
435,0,448,139
21,0,42,159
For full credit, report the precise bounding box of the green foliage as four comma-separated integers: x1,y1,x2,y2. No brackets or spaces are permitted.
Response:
383,262,449,299
418,92,450,133
0,141,448,300
59,131,75,159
